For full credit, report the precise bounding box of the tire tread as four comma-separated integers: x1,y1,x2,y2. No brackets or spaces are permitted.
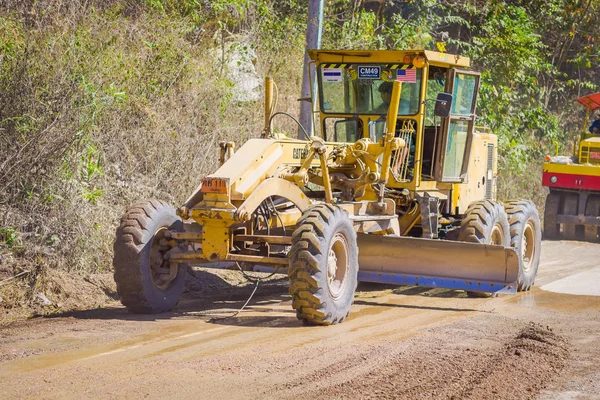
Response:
288,204,358,325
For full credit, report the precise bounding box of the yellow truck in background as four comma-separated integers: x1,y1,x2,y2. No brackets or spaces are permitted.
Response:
543,92,600,242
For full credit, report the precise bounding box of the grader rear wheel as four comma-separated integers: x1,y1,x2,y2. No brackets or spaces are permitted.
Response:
584,196,600,242
288,204,358,325
459,200,511,246
505,200,542,291
543,192,560,239
113,199,188,313
459,200,510,297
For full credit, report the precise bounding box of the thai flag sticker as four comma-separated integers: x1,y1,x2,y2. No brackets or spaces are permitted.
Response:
323,68,343,82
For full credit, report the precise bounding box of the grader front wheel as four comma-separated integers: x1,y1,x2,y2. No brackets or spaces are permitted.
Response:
288,204,358,325
113,199,188,313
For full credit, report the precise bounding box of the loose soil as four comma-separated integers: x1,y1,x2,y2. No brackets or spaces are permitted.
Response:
0,241,599,399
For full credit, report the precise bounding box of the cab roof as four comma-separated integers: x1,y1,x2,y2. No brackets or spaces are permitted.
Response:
308,49,471,68
577,92,600,111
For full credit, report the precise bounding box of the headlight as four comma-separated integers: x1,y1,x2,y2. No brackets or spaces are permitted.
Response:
550,176,558,184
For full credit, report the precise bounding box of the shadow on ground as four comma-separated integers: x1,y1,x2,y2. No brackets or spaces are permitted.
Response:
41,270,490,326
44,269,290,323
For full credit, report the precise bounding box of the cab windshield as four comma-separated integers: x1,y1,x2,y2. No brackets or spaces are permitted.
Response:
319,63,422,115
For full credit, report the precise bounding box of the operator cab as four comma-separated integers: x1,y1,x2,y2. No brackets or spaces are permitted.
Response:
312,50,480,189
319,62,421,143
318,62,422,183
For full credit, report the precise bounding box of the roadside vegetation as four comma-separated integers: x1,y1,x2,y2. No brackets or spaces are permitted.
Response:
0,0,598,320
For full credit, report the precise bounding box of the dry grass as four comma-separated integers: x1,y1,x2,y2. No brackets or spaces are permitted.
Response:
497,160,548,214
0,1,304,317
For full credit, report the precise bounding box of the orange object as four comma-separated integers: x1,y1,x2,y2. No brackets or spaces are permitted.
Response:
201,177,229,194
413,56,425,68
576,92,600,111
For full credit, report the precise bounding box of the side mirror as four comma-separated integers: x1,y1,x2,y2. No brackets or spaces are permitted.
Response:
434,93,453,118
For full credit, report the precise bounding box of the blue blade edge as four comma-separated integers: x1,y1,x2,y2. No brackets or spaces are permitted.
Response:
358,271,517,294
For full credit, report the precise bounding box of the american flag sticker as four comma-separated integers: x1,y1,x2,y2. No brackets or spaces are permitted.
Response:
396,68,417,83
323,67,343,82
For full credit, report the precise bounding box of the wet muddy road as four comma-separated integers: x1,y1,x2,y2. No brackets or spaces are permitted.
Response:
1,241,599,399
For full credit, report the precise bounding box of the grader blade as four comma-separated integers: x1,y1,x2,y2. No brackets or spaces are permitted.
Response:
357,234,519,294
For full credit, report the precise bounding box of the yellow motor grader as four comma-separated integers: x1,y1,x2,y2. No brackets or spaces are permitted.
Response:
113,50,542,325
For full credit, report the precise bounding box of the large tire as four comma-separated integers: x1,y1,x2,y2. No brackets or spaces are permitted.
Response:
584,196,600,243
113,199,188,313
459,200,510,298
288,204,358,325
505,200,542,291
458,200,510,246
543,192,560,239
562,193,581,240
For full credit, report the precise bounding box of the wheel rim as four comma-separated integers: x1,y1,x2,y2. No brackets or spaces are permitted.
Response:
490,223,505,245
521,221,536,272
327,233,349,300
150,227,178,290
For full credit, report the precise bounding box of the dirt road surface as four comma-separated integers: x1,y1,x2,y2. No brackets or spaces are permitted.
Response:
1,240,599,399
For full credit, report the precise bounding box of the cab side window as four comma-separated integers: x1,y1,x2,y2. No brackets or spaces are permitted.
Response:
323,118,360,142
